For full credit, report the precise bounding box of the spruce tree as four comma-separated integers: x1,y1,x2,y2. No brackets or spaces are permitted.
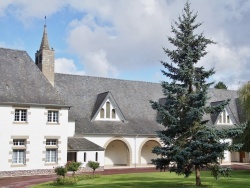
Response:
150,2,243,186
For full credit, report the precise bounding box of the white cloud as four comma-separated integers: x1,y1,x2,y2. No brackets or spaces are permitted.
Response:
1,0,250,89
55,58,85,75
84,50,118,77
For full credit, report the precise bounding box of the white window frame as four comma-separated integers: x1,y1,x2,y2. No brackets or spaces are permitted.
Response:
47,111,59,123
46,139,57,146
98,100,118,121
14,109,27,122
46,149,58,163
13,139,25,146
217,109,233,125
12,149,26,164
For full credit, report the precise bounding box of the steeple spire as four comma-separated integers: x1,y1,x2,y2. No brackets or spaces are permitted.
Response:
36,17,55,86
39,18,50,50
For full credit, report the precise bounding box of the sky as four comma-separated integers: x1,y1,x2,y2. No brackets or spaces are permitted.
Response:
0,0,250,90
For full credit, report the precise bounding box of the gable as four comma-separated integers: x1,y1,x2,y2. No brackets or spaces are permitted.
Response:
216,108,234,125
91,92,126,122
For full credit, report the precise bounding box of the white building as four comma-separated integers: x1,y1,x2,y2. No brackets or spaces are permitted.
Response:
0,25,248,177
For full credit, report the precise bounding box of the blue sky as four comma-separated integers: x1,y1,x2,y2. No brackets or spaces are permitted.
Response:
1,0,250,89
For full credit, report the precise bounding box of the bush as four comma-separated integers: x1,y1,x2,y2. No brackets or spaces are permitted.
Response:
87,161,100,173
52,174,100,186
207,163,232,180
54,166,67,177
65,161,82,176
53,176,77,186
75,174,101,181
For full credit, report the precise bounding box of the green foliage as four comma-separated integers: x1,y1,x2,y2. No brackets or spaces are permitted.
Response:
150,2,244,186
151,157,170,172
54,166,67,177
52,174,100,186
207,164,232,180
238,82,250,121
65,161,82,176
214,82,228,89
53,176,78,186
87,161,100,173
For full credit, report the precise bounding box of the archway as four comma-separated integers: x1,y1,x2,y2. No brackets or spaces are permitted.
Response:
104,138,132,166
139,139,161,165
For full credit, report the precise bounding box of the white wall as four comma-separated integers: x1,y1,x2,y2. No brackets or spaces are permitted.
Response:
77,151,105,167
0,105,71,172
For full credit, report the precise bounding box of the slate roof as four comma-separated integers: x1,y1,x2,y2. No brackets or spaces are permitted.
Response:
55,74,242,135
68,137,104,151
55,74,165,135
0,48,67,107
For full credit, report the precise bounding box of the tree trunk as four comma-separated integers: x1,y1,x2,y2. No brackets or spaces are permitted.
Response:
195,165,201,186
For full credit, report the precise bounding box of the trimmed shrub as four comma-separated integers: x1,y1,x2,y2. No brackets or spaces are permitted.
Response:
87,161,100,173
65,161,82,176
54,166,67,177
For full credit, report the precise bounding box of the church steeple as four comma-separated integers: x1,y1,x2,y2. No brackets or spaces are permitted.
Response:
35,18,55,86
39,25,50,50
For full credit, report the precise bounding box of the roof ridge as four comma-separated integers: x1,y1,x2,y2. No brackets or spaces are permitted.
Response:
0,47,26,53
55,73,160,85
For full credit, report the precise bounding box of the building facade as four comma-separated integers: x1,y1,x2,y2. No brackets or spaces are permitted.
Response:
0,25,248,177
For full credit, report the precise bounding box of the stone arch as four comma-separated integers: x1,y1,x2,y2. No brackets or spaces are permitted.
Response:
104,137,132,166
138,138,161,165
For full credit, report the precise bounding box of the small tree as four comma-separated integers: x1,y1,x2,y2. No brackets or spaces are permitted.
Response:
65,161,82,176
214,82,228,89
87,161,100,173
55,166,67,178
150,2,244,186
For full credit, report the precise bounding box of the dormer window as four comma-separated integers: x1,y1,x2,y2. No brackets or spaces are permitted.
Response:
91,91,126,122
98,101,118,120
217,109,232,125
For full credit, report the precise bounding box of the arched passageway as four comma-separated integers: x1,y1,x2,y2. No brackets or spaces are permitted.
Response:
140,140,160,165
104,139,131,166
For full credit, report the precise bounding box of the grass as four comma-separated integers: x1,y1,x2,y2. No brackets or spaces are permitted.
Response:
32,170,250,188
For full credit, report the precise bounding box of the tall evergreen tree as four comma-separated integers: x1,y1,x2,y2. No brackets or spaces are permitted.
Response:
150,2,243,186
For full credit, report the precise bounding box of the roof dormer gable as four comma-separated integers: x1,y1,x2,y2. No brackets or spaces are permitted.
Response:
216,108,234,125
91,92,126,122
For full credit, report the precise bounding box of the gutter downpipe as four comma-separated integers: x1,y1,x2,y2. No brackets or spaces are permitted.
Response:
135,134,139,168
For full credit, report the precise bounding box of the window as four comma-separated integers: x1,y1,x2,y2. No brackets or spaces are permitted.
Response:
46,139,57,146
100,108,104,118
12,150,25,164
84,152,87,162
14,109,27,122
45,139,58,163
218,110,232,124
12,139,26,164
112,109,116,119
106,102,110,118
46,149,57,163
13,139,25,146
48,111,59,123
95,152,98,161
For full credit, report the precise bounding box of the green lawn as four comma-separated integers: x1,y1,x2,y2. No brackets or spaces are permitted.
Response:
33,170,250,188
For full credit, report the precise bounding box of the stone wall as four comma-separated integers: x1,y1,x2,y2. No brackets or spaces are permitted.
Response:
0,166,104,177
